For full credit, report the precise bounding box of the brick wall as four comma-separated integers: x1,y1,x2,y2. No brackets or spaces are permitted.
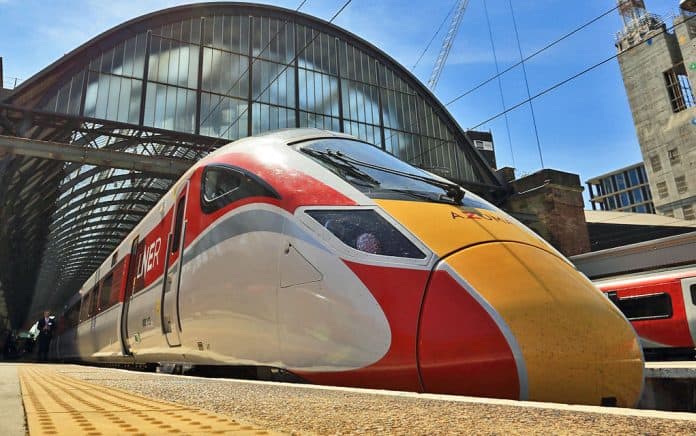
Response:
503,169,591,256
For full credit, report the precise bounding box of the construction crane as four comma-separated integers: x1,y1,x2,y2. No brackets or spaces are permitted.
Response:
427,0,470,90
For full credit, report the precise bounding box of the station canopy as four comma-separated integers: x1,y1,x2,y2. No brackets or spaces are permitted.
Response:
0,2,503,328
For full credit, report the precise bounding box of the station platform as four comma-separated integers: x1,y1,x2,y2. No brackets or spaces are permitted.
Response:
2,363,696,435
641,361,696,412
646,360,696,377
0,363,275,435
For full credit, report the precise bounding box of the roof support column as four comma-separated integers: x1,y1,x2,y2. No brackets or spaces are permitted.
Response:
138,30,152,127
195,17,205,135
335,37,345,133
375,60,386,150
247,15,254,136
294,22,301,129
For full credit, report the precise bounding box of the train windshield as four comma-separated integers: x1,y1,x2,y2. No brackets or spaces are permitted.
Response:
300,138,469,205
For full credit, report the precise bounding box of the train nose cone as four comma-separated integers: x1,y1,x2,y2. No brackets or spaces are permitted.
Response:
418,242,644,407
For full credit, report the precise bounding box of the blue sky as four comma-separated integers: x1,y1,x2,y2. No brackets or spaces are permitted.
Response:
0,0,682,205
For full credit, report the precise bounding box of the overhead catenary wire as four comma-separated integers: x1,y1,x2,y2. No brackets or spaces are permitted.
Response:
386,3,621,161
482,0,516,168
409,10,696,167
445,4,620,107
198,0,309,129
212,0,354,144
508,0,543,168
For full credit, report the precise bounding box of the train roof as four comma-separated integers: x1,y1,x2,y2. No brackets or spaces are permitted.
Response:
75,129,361,297
594,264,696,288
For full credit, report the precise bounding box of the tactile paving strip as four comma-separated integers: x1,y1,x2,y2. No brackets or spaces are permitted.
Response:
19,365,279,435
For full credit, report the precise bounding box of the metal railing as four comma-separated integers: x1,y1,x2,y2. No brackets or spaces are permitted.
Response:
615,13,665,42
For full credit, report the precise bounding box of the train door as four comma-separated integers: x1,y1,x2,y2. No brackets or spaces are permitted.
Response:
119,236,140,355
161,181,189,347
681,276,696,347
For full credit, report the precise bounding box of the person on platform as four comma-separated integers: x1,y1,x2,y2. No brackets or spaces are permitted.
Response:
36,310,54,361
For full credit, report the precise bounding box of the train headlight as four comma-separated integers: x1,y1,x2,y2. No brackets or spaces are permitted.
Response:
305,210,426,259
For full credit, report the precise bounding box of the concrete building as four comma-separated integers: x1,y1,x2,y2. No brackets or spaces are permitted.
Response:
586,163,655,213
615,0,696,220
467,130,497,169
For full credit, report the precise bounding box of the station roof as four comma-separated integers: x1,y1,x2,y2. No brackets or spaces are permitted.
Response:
585,210,696,251
585,210,696,227
0,2,503,328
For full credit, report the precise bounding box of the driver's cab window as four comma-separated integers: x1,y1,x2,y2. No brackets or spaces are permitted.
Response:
201,165,279,213
204,167,241,202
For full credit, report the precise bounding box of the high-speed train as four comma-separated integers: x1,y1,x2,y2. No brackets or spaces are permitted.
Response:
596,265,696,360
50,129,644,407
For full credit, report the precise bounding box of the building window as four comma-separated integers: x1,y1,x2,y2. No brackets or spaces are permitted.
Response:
664,63,696,113
656,181,669,198
628,168,640,186
632,188,644,203
615,174,627,191
664,209,675,217
473,139,493,151
668,148,681,164
684,205,695,220
650,154,662,173
675,175,688,194
603,178,614,194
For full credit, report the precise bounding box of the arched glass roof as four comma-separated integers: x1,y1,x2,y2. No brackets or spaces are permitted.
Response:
0,2,502,326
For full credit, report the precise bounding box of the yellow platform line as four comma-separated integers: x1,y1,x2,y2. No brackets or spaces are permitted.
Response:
18,365,279,435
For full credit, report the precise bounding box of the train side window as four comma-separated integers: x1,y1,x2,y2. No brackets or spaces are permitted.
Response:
99,274,113,311
201,165,279,214
67,303,80,328
89,286,99,316
691,284,696,306
614,292,672,321
79,293,91,321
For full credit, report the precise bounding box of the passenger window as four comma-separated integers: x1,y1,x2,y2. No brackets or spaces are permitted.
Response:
89,286,99,316
613,292,672,321
691,284,696,306
99,274,113,310
79,293,91,321
68,303,80,328
201,165,279,214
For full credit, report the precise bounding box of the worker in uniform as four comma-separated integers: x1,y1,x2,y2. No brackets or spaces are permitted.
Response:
36,310,54,362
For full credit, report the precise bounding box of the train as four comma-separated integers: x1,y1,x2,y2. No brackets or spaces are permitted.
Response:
595,265,696,360
50,129,644,407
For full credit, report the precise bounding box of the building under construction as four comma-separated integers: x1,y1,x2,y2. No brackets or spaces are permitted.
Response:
615,0,696,220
